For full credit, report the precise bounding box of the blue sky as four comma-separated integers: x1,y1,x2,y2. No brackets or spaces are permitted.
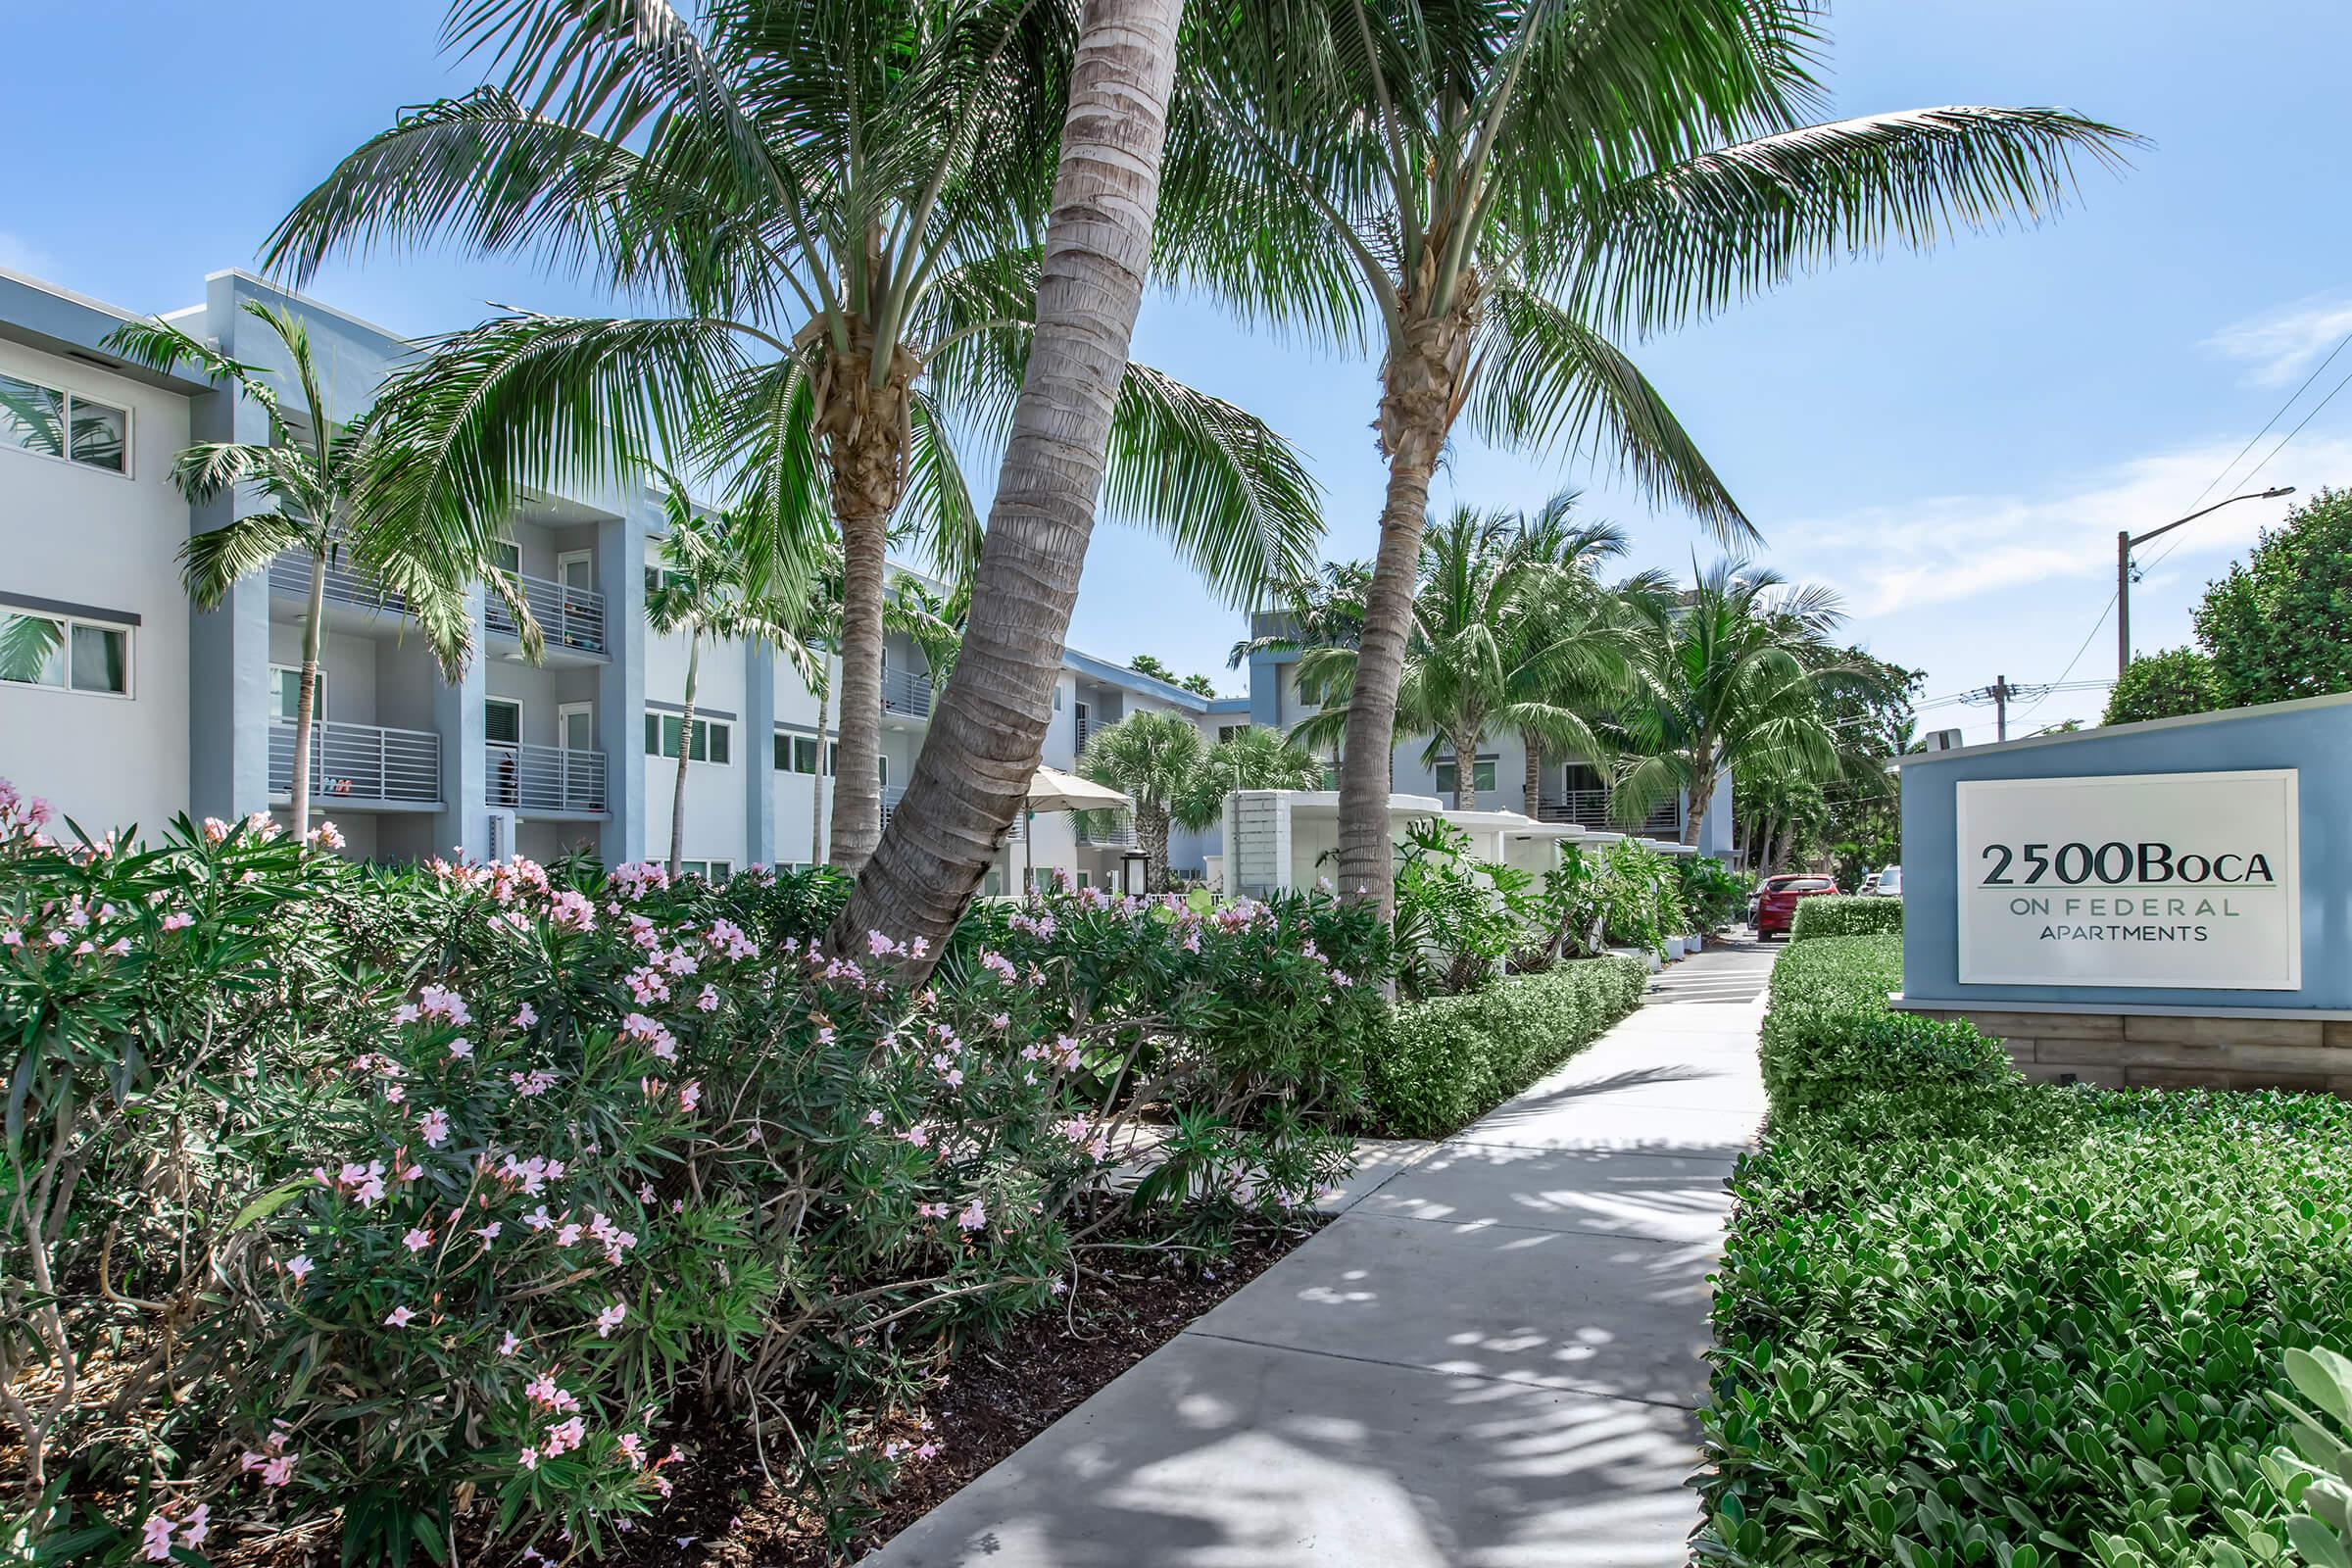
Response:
7,1,2350,737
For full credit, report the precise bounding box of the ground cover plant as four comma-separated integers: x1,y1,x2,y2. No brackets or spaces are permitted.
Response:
0,785,1389,1566
1699,932,2352,1566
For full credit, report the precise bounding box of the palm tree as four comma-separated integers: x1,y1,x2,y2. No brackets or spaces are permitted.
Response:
104,303,472,839
828,0,1187,959
1289,506,1643,814
1166,0,2135,913
265,0,1322,874
1076,710,1201,894
1173,723,1325,828
643,494,823,877
1611,559,1876,850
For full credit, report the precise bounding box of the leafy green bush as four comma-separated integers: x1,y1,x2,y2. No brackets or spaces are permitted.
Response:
1367,956,1645,1137
1598,837,1681,953
0,786,1380,1564
1390,818,1533,998
2104,646,2225,726
1755,934,2010,1110
1699,930,2352,1566
1678,855,1753,934
1787,892,1904,943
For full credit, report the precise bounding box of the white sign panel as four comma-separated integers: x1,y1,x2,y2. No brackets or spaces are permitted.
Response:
1955,769,2300,990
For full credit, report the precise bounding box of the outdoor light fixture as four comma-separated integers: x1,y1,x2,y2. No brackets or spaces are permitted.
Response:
2117,486,2295,679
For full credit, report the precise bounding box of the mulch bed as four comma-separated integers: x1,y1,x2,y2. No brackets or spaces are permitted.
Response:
617,1213,1319,1567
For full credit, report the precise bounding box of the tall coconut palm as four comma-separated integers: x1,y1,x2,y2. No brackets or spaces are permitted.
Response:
265,0,1322,874
1289,506,1643,813
1166,0,2136,913
1610,559,1875,850
643,491,823,877
104,304,474,840
828,0,1187,959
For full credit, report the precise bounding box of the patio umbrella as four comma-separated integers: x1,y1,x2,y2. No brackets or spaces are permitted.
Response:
1017,765,1132,891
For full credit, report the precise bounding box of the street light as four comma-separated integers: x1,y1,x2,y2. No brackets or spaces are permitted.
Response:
2117,487,2296,678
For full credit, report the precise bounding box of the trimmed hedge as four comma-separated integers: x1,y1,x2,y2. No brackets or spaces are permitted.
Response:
1788,893,1904,942
1699,932,2352,1566
1756,934,2010,1110
1368,956,1646,1137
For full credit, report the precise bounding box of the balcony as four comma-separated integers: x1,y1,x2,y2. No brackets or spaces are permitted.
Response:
270,719,440,808
269,550,406,615
489,742,608,815
486,572,607,657
882,665,933,720
1538,788,1681,838
1077,811,1137,849
879,784,907,828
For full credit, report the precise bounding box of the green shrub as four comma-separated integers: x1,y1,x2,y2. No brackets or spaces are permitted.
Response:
1787,892,1903,942
1678,856,1754,934
1367,956,1646,1136
1756,934,2009,1111
1598,838,1681,953
1698,929,2352,1566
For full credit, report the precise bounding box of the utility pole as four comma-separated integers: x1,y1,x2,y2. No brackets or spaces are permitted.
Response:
1959,674,2050,741
2115,487,2295,678
1992,674,2010,743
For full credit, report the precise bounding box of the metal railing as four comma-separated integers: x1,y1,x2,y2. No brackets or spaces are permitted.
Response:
269,551,406,615
881,666,933,719
1539,788,1681,836
879,784,907,827
271,718,440,807
1077,811,1137,849
486,572,607,656
488,742,608,814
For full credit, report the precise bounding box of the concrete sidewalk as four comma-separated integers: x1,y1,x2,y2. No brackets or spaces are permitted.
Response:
863,940,1776,1568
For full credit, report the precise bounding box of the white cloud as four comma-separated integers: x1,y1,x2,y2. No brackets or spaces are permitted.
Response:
1773,436,2351,618
0,231,56,280
2205,295,2352,386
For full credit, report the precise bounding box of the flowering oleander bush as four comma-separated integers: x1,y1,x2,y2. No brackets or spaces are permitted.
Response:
0,783,1385,1566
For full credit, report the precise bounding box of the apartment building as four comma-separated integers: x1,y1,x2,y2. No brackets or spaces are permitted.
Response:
0,266,1252,885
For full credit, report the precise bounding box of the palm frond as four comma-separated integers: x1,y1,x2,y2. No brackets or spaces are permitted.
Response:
179,514,317,609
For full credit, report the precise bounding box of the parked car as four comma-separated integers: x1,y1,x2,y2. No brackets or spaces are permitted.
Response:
1858,871,1881,895
1755,874,1838,939
1871,864,1903,899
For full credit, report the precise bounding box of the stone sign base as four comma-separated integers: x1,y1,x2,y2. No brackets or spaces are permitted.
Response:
1891,1000,2352,1095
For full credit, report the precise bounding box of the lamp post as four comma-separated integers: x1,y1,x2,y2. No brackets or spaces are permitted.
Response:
2117,487,2296,678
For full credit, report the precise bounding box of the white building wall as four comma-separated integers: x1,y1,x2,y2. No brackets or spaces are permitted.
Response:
0,338,192,838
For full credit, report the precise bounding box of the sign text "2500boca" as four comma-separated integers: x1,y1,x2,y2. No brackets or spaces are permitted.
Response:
1979,841,2278,888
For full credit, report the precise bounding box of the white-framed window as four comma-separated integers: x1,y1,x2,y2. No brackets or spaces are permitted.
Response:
491,537,522,575
1434,755,1498,796
1052,687,1064,710
485,697,523,746
822,741,887,782
676,858,733,881
1217,724,1247,744
645,710,731,762
0,371,128,475
774,732,822,774
1,608,131,696
1075,870,1093,890
269,664,325,721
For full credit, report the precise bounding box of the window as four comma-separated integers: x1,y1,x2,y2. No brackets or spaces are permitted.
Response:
1052,687,1063,710
821,741,888,782
0,372,127,473
492,538,521,575
676,858,734,881
1218,724,1247,744
1434,755,1498,796
269,665,326,721
774,733,822,774
485,698,522,746
1074,871,1093,890
1,610,129,695
645,710,731,762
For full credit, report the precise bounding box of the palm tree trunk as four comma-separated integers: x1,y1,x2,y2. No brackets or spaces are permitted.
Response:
1451,728,1478,810
668,632,700,878
1337,301,1479,916
828,509,889,869
1142,804,1169,894
829,0,1184,966
1684,764,1713,849
809,676,830,866
1522,733,1542,818
291,552,326,839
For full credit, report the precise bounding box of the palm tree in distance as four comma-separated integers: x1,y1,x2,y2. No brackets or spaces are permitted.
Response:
1081,712,1326,891
105,304,474,840
266,0,1322,874
1610,559,1881,851
1174,723,1325,829
1165,0,2137,914
643,492,823,878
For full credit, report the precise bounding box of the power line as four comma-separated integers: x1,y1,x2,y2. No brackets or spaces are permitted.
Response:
2146,357,2352,576
2176,328,2352,518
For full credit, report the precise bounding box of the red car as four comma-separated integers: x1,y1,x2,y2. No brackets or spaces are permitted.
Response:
1754,874,1838,939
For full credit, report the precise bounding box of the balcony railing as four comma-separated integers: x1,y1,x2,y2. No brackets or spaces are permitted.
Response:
881,666,933,719
1539,788,1681,837
269,550,406,615
880,784,907,828
271,718,440,808
488,742,608,814
1077,811,1137,849
486,572,607,656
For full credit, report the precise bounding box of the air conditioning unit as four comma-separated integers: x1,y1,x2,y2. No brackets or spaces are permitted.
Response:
486,808,518,861
1924,728,1966,753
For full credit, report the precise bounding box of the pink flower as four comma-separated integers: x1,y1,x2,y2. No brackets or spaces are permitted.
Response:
261,1452,297,1488
284,1252,315,1284
142,1512,175,1561
863,1108,884,1126
308,820,346,851
384,1305,416,1327
180,1503,211,1549
617,1433,647,1468
500,1330,521,1356
513,1002,538,1029
547,889,596,932
956,1199,988,1232
678,1080,701,1112
543,1415,586,1456
474,1221,503,1248
517,1446,540,1471
866,929,898,957
696,983,719,1012
402,1227,432,1253
417,1108,450,1147
446,1037,472,1059
161,911,193,932
595,1301,627,1338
